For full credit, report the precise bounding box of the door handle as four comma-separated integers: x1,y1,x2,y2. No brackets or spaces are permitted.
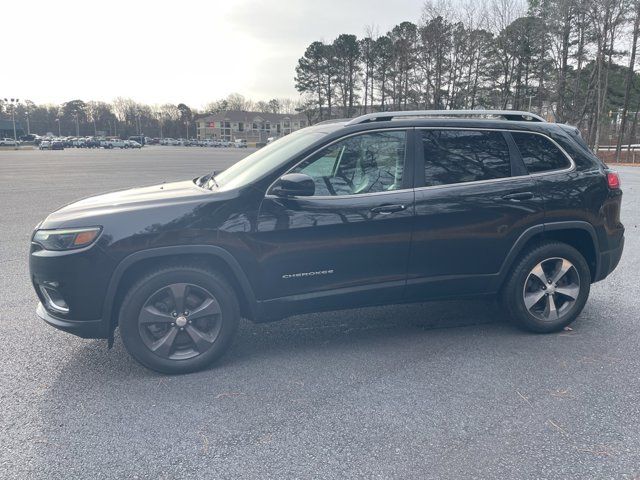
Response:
370,204,407,215
501,192,534,201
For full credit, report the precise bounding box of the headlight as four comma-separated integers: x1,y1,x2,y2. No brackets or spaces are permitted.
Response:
33,227,102,251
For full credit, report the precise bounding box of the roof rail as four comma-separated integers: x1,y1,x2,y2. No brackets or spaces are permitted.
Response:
345,109,546,126
314,118,351,125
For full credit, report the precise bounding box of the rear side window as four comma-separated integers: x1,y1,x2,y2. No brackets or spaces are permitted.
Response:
421,130,512,186
512,132,571,173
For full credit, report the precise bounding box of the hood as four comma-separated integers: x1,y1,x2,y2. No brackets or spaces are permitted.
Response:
44,180,211,225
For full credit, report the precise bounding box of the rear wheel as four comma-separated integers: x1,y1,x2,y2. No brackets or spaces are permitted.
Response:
119,266,239,374
502,242,591,333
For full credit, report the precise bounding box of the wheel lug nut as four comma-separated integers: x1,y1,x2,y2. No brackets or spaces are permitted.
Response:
172,312,177,317
184,311,189,316
171,323,175,327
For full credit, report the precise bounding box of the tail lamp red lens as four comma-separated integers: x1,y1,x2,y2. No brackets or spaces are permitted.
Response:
606,171,621,190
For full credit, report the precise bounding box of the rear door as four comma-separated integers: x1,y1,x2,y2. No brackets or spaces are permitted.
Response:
253,129,415,309
406,128,545,300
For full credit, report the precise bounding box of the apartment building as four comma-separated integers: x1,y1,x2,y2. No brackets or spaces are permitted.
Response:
196,111,308,142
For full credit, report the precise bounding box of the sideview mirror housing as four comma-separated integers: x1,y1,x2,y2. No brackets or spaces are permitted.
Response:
271,173,315,197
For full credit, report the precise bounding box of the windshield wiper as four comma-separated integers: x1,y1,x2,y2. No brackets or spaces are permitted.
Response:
197,170,218,189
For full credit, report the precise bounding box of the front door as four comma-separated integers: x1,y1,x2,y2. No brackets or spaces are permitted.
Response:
252,129,415,314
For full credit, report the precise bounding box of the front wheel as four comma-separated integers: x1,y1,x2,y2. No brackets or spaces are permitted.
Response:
502,242,591,333
119,265,240,374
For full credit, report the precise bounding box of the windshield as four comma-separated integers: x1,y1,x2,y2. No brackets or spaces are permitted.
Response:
209,130,326,190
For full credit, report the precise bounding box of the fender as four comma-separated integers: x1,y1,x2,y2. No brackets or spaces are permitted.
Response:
498,221,599,280
102,245,259,333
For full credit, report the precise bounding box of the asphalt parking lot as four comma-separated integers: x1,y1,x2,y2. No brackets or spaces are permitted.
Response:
1,146,639,479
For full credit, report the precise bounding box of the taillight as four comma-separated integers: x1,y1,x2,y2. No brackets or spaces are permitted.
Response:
606,171,621,190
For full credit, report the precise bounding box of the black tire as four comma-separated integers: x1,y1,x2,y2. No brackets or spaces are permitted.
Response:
502,241,591,333
119,265,240,374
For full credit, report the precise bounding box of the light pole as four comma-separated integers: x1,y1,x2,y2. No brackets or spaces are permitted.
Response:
3,98,19,148
55,118,61,136
73,113,79,137
135,110,141,136
25,110,30,135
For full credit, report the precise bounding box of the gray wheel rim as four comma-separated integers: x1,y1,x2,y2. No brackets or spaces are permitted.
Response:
523,257,580,322
138,283,222,360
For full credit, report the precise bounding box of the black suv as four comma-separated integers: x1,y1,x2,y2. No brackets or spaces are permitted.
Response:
30,110,625,373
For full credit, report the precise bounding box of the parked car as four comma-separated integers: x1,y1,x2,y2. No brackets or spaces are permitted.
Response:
234,139,248,148
125,140,142,149
85,138,101,149
29,110,625,374
39,140,52,150
0,138,20,146
102,139,128,149
51,140,64,150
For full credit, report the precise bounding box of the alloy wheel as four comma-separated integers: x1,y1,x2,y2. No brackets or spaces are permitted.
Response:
138,283,222,360
522,257,581,322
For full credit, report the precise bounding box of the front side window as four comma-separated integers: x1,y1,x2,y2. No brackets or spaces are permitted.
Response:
512,132,571,173
212,129,326,190
292,130,406,196
421,130,512,186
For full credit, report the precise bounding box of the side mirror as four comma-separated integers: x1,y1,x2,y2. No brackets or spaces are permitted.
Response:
270,173,315,197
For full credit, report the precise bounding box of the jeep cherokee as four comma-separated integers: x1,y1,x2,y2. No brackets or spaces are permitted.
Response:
30,110,625,374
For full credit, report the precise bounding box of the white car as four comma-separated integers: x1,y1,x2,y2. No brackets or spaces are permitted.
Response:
110,139,128,148
0,138,20,146
125,140,142,149
101,139,127,149
39,140,52,150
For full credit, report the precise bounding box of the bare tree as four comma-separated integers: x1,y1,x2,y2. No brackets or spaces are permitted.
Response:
616,0,640,159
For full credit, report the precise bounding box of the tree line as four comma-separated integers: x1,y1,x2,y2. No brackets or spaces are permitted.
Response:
0,94,305,140
295,0,640,158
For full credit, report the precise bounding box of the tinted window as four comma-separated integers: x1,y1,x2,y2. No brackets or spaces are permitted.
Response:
421,130,512,186
292,130,406,196
512,132,571,173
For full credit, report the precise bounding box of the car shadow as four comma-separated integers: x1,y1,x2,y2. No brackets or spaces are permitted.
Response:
31,298,517,475
50,297,513,377
227,298,509,363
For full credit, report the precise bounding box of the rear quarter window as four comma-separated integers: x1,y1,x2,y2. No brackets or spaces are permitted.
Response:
512,132,571,173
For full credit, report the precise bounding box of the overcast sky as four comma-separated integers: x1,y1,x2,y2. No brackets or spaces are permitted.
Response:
4,0,422,108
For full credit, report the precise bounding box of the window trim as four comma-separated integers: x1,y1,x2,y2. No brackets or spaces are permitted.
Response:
413,127,576,191
265,127,414,199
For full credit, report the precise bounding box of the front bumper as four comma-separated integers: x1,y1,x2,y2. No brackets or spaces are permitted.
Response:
36,302,108,339
30,240,116,338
